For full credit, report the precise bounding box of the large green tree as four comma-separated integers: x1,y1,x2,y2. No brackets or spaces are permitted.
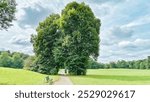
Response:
57,2,101,75
31,2,101,75
31,14,61,75
0,0,16,30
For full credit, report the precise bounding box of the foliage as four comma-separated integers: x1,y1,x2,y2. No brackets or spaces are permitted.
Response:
116,60,129,68
0,0,16,30
23,56,35,70
31,14,61,75
11,52,24,68
56,2,100,75
147,56,150,69
92,56,150,69
88,58,104,69
87,55,150,70
0,51,12,67
31,2,101,75
0,51,29,68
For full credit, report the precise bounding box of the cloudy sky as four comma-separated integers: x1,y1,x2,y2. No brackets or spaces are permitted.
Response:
0,0,150,63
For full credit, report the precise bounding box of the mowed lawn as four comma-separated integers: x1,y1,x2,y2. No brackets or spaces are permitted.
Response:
69,69,150,85
0,67,59,85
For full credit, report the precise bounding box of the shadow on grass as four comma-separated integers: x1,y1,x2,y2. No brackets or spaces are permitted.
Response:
77,75,150,81
0,83,9,85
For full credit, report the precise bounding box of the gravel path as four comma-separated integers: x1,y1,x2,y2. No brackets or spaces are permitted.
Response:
53,70,73,85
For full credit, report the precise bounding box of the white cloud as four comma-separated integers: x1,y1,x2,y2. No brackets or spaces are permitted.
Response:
134,39,150,48
0,21,35,54
9,35,31,46
15,9,26,20
118,41,132,48
110,26,133,39
101,26,134,47
118,39,150,50
123,15,150,27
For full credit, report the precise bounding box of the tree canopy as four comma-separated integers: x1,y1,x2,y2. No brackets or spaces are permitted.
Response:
58,2,101,75
31,14,61,75
31,2,101,75
0,0,16,30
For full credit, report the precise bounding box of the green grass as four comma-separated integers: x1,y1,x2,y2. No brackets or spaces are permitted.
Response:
69,69,150,85
0,67,59,85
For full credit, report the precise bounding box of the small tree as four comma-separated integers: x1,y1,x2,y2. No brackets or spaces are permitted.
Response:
0,0,16,30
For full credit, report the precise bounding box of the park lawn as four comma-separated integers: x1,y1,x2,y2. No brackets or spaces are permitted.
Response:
0,67,59,85
69,69,150,85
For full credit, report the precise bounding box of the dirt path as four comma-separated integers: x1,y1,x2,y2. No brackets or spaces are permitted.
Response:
53,70,73,85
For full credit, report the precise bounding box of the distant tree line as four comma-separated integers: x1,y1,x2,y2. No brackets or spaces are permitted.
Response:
0,51,29,68
88,56,150,69
0,50,149,71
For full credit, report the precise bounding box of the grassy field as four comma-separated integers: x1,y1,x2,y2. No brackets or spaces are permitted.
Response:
0,67,59,85
69,69,150,85
1,68,150,85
